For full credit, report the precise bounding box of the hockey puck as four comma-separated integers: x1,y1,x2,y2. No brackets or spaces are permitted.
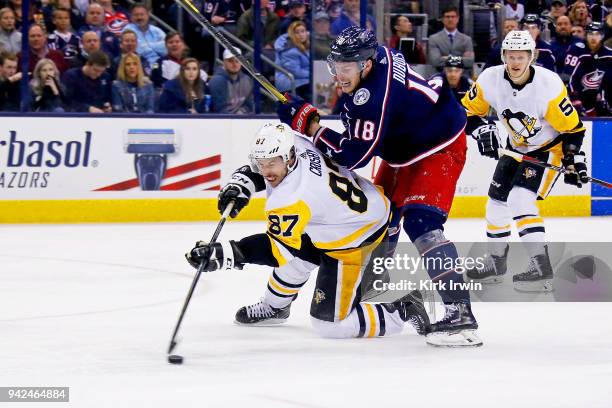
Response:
168,354,184,364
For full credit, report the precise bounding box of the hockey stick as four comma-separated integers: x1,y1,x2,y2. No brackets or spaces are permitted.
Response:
173,0,288,103
499,148,612,189
167,201,235,355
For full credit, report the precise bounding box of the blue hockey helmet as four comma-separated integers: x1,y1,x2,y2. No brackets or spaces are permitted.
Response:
521,14,542,29
586,22,604,35
327,26,378,76
445,55,464,68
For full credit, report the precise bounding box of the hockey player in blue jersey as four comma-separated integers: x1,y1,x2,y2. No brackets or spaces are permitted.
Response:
277,27,482,347
522,14,556,72
563,22,612,116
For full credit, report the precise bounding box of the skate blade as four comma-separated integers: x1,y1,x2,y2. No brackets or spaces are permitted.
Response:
513,280,554,293
426,330,483,348
233,318,288,327
468,275,504,284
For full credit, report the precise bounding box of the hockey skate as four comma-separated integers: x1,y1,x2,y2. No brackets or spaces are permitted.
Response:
466,245,509,284
235,298,291,326
426,302,483,348
513,247,554,292
383,291,430,335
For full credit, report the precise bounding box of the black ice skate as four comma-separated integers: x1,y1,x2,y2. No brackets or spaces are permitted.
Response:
513,246,554,292
466,245,509,284
235,299,291,326
383,291,431,335
426,302,483,347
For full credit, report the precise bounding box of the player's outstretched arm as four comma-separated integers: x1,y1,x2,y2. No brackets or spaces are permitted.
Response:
218,165,266,218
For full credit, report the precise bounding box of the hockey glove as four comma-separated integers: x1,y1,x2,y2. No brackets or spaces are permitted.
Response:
472,123,500,159
562,150,588,188
218,165,265,218
276,93,319,135
185,240,245,271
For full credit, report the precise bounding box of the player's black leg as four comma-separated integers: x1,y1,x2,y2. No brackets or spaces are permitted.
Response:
402,208,482,347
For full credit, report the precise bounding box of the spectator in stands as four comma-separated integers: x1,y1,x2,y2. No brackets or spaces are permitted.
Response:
123,3,167,67
150,32,208,88
237,0,280,50
280,0,307,33
569,0,592,28
524,0,548,16
62,50,112,112
208,48,253,114
78,3,120,58
550,0,568,20
312,11,334,60
0,8,21,54
111,52,154,113
505,0,525,22
551,15,581,73
43,0,85,33
442,55,472,102
19,24,69,76
97,0,130,36
572,24,586,39
7,0,38,31
590,0,612,24
47,8,81,67
110,29,149,78
331,0,375,36
274,20,310,100
158,58,209,114
202,0,249,31
388,15,426,64
74,31,104,68
0,51,20,110
30,58,65,112
522,14,556,71
428,6,474,71
484,18,519,69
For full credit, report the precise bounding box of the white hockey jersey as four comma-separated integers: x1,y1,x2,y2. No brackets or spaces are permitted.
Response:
462,65,584,153
264,137,390,265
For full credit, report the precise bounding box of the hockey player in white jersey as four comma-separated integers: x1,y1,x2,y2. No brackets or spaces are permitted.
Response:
185,123,431,339
462,31,588,292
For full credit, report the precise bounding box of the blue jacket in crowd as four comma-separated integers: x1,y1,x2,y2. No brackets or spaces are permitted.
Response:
62,67,112,112
274,33,310,93
208,68,253,114
122,23,167,67
111,80,155,113
158,78,207,114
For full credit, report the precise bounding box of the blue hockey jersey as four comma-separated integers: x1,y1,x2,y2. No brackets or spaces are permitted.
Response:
313,46,466,170
563,42,612,112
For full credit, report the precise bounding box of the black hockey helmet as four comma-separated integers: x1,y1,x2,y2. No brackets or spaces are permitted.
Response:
586,22,604,34
328,26,378,63
521,14,542,29
445,55,464,68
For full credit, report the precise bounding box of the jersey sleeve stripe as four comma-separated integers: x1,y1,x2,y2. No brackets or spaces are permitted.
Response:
314,127,342,153
387,125,465,168
349,47,394,171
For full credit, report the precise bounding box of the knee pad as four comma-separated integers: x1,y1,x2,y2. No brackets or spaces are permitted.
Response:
402,208,446,243
310,316,358,339
507,187,538,219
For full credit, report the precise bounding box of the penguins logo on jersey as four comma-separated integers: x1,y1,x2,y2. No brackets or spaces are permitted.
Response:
524,167,537,179
314,289,326,304
501,109,542,145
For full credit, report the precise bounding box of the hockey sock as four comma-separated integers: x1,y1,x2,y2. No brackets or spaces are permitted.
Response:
485,198,512,257
264,268,309,309
310,303,403,338
508,187,546,257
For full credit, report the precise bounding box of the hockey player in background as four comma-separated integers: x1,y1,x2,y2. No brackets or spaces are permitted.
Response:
463,30,588,291
275,27,482,347
563,22,612,116
186,123,431,340
428,55,473,102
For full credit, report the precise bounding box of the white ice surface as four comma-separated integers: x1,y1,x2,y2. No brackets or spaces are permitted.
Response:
1,218,612,408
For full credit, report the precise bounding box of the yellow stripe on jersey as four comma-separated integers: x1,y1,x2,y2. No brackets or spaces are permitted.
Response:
544,88,584,134
461,82,490,117
266,200,312,250
365,304,377,338
516,217,544,229
268,277,300,295
487,223,511,231
268,235,288,267
538,143,563,198
314,220,378,250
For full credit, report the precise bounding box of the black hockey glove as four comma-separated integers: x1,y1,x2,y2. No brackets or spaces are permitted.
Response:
471,122,500,160
218,165,265,218
276,93,319,135
185,240,245,271
562,145,588,188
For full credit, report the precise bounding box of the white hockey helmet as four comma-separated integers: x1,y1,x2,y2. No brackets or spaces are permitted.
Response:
249,122,296,168
500,30,536,63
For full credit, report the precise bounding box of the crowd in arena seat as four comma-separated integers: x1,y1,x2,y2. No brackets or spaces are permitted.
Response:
0,0,609,115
